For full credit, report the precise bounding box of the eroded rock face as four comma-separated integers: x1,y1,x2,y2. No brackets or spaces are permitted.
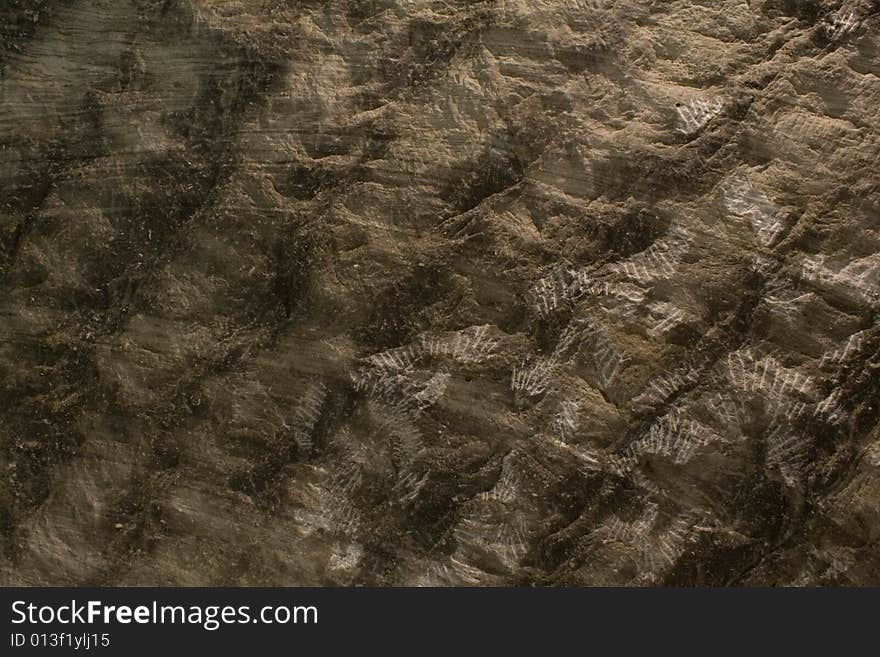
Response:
1,0,878,586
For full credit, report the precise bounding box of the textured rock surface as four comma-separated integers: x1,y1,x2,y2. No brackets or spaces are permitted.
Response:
1,0,879,585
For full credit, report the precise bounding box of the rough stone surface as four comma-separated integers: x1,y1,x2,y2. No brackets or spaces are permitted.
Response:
1,0,879,586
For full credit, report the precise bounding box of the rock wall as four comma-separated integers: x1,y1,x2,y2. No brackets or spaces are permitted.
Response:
1,0,879,585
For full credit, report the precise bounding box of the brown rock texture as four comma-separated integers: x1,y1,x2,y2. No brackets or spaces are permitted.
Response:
1,0,879,586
